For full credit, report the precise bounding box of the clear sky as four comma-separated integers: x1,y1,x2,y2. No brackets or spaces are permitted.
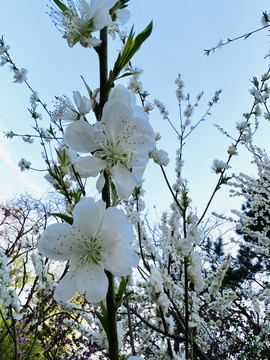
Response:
0,0,270,218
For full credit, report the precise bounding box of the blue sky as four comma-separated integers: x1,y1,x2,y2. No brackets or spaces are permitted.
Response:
0,0,269,217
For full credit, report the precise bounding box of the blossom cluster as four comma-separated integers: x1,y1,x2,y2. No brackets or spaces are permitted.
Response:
49,0,129,48
63,84,156,199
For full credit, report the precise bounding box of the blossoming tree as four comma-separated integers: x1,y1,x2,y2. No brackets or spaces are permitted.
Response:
0,1,270,360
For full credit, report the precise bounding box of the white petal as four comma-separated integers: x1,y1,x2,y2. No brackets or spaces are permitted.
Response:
73,91,91,115
116,9,130,25
112,163,137,200
75,156,107,177
73,197,106,238
96,171,106,192
64,120,101,153
101,99,133,143
93,7,113,30
131,104,148,120
103,243,139,275
131,116,156,152
73,91,82,111
38,223,71,260
129,152,148,182
101,206,134,245
109,84,131,104
86,36,103,48
76,264,108,303
54,272,77,302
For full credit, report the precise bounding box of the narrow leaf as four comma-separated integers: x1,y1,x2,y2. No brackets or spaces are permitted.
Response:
53,0,69,13
51,212,73,225
80,75,92,98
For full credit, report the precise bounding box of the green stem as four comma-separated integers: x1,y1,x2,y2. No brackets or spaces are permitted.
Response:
184,258,189,360
98,26,119,360
98,27,109,120
183,210,190,360
106,271,119,360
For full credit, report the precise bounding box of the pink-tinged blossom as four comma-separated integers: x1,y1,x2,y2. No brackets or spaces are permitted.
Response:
64,85,156,199
49,0,118,48
38,197,139,303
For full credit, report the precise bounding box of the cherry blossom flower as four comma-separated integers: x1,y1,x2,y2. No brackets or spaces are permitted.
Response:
211,159,231,173
188,251,205,292
64,85,156,199
50,0,118,48
51,91,91,123
13,67,27,83
18,158,31,171
38,197,139,303
149,148,169,166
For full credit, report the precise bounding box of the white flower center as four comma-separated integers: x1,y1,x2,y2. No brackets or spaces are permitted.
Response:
99,141,133,167
63,229,104,267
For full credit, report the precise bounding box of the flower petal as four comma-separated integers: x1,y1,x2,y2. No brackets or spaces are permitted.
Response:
101,206,134,245
54,272,77,302
109,84,131,104
103,243,139,276
129,152,149,182
72,197,106,238
75,156,107,177
96,171,106,193
73,91,91,115
111,163,137,200
37,223,71,260
64,120,102,153
101,99,133,143
76,264,108,303
116,9,130,25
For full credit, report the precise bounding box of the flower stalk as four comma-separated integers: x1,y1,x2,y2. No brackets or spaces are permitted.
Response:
99,25,119,360
97,27,109,120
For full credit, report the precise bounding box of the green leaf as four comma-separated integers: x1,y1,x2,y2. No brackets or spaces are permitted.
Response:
80,75,92,98
116,276,129,303
95,302,108,336
120,290,133,303
53,0,69,13
51,212,73,225
252,76,259,89
111,21,153,80
116,72,134,80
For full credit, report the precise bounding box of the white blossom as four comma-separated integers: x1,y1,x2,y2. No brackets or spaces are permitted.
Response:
5,130,15,138
18,158,31,171
38,197,139,303
149,149,169,166
212,159,231,173
30,91,39,106
188,251,205,291
22,135,34,144
49,0,117,48
0,54,9,66
13,67,28,83
0,43,10,55
51,91,91,123
227,144,238,156
65,85,155,199
178,237,192,256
